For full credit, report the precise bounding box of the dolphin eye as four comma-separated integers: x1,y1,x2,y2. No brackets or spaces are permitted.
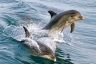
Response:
71,15,74,18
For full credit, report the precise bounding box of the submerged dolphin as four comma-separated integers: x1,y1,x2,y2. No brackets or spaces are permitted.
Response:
21,26,57,61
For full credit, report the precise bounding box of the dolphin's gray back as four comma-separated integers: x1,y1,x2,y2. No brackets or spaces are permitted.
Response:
43,12,66,29
44,10,79,30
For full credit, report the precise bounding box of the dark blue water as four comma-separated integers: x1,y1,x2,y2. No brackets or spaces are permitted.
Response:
0,0,96,64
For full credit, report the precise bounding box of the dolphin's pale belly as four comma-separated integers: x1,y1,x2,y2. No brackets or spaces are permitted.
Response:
47,21,71,43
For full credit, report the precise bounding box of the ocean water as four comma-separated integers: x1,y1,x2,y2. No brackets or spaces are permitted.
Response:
0,0,96,64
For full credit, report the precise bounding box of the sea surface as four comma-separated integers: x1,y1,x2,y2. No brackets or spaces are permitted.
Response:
0,0,96,64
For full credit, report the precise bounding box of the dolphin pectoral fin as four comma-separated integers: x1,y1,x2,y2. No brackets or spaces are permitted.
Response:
48,10,57,18
70,23,75,33
23,26,30,37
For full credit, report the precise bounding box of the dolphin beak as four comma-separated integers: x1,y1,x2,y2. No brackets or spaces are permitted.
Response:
49,57,56,62
80,16,85,20
41,55,56,62
53,58,56,62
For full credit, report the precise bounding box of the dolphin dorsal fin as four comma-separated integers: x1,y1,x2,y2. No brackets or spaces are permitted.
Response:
23,26,30,37
48,10,57,18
